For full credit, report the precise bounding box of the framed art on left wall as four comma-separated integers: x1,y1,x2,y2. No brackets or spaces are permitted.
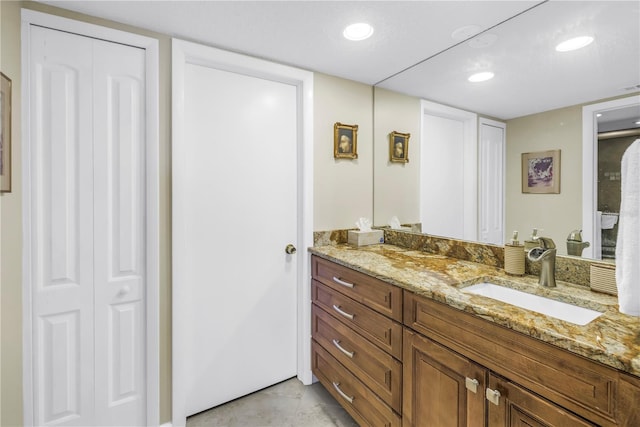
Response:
1,72,12,193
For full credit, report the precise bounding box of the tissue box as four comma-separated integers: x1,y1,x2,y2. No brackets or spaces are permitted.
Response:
590,263,617,295
348,230,384,246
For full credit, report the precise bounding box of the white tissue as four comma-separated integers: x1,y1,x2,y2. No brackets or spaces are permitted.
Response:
355,217,372,232
600,213,618,230
389,216,401,230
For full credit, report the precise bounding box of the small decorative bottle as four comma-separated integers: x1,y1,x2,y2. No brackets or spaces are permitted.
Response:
524,228,540,252
504,231,525,276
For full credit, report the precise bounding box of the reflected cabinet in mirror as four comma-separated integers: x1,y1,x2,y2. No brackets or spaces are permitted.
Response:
372,1,640,261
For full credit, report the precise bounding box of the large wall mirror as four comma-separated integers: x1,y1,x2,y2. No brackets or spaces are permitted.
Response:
372,1,640,261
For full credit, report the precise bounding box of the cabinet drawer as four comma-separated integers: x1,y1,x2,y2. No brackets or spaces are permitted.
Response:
312,280,402,359
312,341,402,427
404,292,618,426
312,305,402,412
312,256,402,321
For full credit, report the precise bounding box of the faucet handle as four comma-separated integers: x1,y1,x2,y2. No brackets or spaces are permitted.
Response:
537,237,556,250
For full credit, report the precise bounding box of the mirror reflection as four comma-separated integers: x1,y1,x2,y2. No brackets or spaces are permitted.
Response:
372,1,640,261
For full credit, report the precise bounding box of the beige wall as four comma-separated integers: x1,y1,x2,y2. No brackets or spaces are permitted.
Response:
313,73,373,230
1,3,377,425
1,2,24,426
373,87,421,226
505,105,583,255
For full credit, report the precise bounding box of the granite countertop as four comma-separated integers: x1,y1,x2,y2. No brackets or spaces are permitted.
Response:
309,243,640,377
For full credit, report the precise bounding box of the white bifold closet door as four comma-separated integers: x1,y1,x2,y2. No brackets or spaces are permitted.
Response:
27,25,146,426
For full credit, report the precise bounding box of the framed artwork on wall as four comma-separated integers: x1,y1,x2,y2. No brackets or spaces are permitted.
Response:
390,131,410,163
0,72,11,193
334,122,358,159
522,149,561,194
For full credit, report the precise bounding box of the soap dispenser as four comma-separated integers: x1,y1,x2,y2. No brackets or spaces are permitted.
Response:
524,228,540,252
504,231,525,276
566,229,590,256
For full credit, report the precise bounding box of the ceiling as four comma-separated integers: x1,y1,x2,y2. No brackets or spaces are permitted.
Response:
38,0,640,120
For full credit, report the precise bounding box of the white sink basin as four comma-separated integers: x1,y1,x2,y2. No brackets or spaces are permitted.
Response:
463,282,603,325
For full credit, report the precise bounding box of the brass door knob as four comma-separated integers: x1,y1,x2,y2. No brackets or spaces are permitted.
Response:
285,244,297,254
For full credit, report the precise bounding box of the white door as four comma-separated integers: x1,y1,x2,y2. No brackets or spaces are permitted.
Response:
420,102,478,241
27,25,146,426
175,62,299,417
479,119,506,245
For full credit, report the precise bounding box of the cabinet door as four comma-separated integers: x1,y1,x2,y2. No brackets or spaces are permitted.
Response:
403,329,486,427
487,374,596,427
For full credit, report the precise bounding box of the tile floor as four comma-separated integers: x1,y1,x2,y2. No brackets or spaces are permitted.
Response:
186,378,359,427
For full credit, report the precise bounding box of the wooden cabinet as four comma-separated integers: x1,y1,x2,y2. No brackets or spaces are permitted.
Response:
403,329,486,427
404,291,639,427
311,256,403,426
309,255,640,427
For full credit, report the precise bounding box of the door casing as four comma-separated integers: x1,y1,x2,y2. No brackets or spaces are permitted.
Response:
21,9,160,426
582,94,640,259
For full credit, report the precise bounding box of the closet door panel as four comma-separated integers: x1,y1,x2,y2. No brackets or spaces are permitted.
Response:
93,39,146,425
29,26,95,426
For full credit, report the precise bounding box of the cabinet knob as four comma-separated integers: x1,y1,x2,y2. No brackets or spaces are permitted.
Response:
465,377,479,394
486,387,501,406
285,244,297,254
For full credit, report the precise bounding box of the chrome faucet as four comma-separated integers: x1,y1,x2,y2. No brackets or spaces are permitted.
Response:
527,237,557,287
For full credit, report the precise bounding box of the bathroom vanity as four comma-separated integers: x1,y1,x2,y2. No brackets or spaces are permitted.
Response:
309,244,640,426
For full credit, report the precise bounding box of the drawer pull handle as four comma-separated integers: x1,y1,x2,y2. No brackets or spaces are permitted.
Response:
332,382,354,403
332,339,354,358
332,304,355,320
332,276,354,288
486,387,501,406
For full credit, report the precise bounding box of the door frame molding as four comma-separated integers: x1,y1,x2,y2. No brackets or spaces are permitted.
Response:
171,38,314,427
21,9,160,426
420,100,478,241
581,94,640,259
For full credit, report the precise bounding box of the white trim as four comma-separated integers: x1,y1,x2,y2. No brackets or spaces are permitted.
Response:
171,38,313,427
21,9,160,426
420,100,478,241
582,95,640,259
479,117,506,245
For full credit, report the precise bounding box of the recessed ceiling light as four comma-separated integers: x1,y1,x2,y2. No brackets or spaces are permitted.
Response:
451,25,481,41
555,36,594,52
343,23,374,41
468,71,494,83
596,113,603,117
635,120,640,125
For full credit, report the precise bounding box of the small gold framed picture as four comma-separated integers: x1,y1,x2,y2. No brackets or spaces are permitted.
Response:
334,122,358,159
390,131,410,163
522,149,560,194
